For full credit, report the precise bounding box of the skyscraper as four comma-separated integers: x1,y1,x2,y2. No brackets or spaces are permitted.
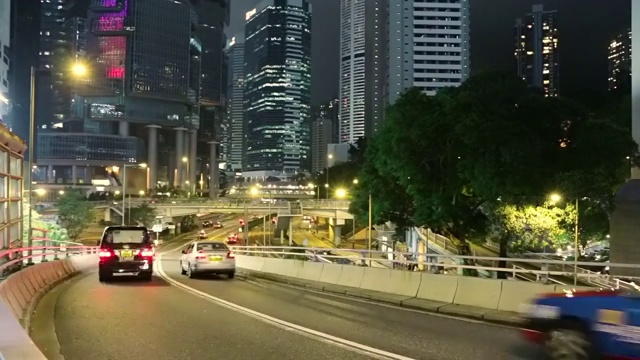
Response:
310,118,333,174
34,0,221,195
515,4,559,97
387,0,471,104
243,0,312,179
40,0,66,70
338,0,388,143
0,0,10,123
225,34,245,173
608,29,632,92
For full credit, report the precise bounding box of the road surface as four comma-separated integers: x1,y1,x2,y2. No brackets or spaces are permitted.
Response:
29,221,540,360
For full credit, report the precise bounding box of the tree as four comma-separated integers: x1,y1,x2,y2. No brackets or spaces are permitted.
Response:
125,202,157,227
56,189,95,240
23,202,47,243
219,170,228,191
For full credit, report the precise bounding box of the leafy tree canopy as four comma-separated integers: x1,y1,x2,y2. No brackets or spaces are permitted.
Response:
55,188,95,240
125,202,157,227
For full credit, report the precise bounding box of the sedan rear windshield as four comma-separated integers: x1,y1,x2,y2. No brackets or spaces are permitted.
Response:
102,229,151,246
197,243,228,252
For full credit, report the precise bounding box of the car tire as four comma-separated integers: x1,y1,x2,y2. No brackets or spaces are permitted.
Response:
228,272,235,279
139,272,153,282
180,261,187,275
544,319,596,360
98,271,112,282
187,263,196,278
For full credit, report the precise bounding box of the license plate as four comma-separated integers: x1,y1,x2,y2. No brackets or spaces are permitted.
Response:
120,250,133,260
209,256,222,262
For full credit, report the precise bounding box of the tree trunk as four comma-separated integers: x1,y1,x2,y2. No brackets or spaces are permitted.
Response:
497,235,509,279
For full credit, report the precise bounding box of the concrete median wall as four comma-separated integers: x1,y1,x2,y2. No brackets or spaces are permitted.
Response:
0,255,97,360
236,255,590,315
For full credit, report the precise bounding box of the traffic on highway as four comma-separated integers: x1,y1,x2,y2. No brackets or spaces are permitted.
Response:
23,216,544,360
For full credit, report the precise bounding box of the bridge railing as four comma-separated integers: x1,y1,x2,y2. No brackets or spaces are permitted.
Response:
229,245,640,290
0,245,98,279
300,200,350,210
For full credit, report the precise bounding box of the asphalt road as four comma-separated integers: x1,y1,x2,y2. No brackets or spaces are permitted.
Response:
30,218,540,360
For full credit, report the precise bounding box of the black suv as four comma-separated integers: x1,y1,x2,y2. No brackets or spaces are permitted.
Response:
98,226,155,282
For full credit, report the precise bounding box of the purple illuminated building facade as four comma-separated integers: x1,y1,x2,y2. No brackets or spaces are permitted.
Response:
35,0,226,198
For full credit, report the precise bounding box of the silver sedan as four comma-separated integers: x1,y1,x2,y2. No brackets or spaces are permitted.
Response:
180,241,236,279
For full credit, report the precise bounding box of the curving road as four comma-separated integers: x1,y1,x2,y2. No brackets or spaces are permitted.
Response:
29,219,540,360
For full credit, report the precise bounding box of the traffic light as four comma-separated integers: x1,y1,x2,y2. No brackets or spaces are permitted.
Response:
271,217,277,224
239,219,245,226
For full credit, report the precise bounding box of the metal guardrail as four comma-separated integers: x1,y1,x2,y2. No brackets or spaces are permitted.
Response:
0,245,98,278
43,199,353,211
229,246,640,289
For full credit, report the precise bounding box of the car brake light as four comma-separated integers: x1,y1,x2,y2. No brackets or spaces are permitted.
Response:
227,251,235,259
196,254,207,260
139,248,154,257
99,250,113,258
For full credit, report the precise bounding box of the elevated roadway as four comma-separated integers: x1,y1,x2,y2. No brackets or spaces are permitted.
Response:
28,233,533,360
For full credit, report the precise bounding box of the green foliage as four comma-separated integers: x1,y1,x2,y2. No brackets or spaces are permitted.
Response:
125,202,157,227
55,188,95,240
180,215,198,232
352,70,636,258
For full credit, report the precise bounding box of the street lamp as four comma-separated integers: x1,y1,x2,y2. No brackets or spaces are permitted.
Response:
326,154,333,200
121,163,147,225
335,188,347,199
549,193,579,285
27,62,88,258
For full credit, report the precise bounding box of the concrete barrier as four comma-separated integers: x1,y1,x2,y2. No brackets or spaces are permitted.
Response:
236,257,602,321
0,255,97,360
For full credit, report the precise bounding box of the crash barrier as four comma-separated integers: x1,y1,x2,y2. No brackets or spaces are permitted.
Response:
232,248,613,315
0,246,98,360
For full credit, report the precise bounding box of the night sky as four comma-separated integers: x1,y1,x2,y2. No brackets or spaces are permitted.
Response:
228,0,631,105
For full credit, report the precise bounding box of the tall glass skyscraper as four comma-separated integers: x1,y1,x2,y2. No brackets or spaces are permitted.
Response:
243,0,312,178
225,34,245,173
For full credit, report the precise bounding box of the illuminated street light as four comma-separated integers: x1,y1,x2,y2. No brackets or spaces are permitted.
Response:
138,190,145,196
335,188,347,199
71,63,88,77
35,188,46,196
250,187,259,196
353,179,359,185
139,163,148,168
182,157,188,163
58,190,65,195
549,193,561,203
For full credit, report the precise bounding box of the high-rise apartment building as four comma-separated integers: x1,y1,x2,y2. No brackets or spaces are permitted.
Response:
387,0,470,104
0,0,10,123
244,0,312,178
40,0,66,70
225,34,245,172
515,4,559,97
339,0,388,143
608,29,632,92
311,119,333,174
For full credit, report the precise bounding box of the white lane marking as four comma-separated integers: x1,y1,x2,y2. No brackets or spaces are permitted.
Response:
156,254,415,360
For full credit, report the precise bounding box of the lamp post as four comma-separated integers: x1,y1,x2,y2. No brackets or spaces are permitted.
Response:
182,156,189,193
326,154,333,200
27,63,88,259
121,163,147,225
549,193,580,285
243,186,259,245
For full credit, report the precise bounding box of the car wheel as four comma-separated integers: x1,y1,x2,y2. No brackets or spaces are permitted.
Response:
544,320,595,360
187,263,196,278
228,272,235,279
180,261,187,275
98,271,111,282
139,272,153,282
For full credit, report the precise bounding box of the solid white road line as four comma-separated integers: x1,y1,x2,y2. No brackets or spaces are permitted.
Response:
155,254,415,360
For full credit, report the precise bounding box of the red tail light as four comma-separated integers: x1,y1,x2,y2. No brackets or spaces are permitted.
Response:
227,251,235,259
99,250,113,258
196,255,207,260
139,248,154,257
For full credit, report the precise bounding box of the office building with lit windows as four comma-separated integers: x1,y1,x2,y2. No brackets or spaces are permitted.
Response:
608,29,631,92
515,4,559,97
387,0,470,104
225,34,245,173
32,0,225,199
243,0,312,179
339,0,387,142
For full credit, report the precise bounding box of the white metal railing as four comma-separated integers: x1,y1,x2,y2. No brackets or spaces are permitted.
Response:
229,246,640,289
300,200,350,210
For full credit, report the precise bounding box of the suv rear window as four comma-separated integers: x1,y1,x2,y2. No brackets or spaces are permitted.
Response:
102,228,151,247
197,242,228,252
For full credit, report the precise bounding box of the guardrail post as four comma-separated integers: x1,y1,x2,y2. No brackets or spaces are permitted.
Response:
53,243,59,260
41,241,48,262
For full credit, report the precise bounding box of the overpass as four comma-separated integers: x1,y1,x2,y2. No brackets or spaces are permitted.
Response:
2,243,633,360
